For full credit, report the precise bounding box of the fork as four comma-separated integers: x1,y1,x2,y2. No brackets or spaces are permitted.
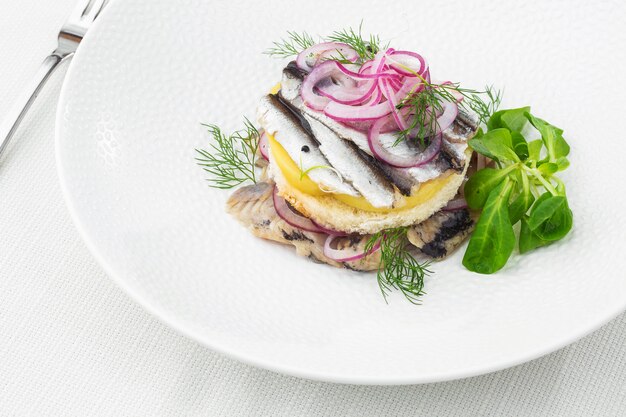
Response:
0,0,107,158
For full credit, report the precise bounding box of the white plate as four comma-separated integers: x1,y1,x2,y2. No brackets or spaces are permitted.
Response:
56,0,626,384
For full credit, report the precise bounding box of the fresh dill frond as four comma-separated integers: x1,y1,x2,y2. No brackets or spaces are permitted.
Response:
464,85,502,124
265,26,502,149
326,21,386,62
365,227,432,304
266,22,386,63
195,118,259,189
397,81,503,144
264,31,316,58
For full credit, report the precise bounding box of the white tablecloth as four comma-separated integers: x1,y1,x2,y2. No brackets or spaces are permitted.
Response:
1,1,625,415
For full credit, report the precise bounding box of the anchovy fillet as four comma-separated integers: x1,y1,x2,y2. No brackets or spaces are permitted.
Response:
257,94,358,196
278,62,477,192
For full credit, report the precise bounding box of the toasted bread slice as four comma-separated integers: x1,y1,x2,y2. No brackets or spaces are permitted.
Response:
267,148,472,234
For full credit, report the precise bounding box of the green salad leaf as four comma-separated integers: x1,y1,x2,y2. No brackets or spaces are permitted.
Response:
488,106,530,132
527,194,573,241
463,107,573,274
462,178,516,274
519,216,550,254
469,128,520,163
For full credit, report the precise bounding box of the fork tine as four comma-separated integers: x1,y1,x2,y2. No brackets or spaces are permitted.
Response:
0,0,109,159
71,0,95,18
81,0,107,23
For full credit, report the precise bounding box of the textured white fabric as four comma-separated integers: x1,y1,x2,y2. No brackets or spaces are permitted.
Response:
1,1,626,416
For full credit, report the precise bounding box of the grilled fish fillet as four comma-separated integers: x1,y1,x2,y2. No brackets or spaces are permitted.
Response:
226,181,381,271
227,181,476,268
407,209,477,258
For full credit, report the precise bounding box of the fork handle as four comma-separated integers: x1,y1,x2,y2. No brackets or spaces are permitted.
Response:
0,54,65,157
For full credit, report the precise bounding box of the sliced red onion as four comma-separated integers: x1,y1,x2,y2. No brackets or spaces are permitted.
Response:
301,61,358,111
335,61,400,80
379,78,409,131
386,50,428,77
433,100,458,134
342,120,374,132
359,60,373,75
315,87,374,106
365,87,383,106
367,115,442,168
323,234,381,262
296,42,358,71
258,131,269,161
431,100,459,135
406,99,458,139
318,48,358,64
311,220,347,236
443,198,468,211
324,76,421,122
324,98,393,121
315,76,377,106
389,78,403,90
272,187,327,233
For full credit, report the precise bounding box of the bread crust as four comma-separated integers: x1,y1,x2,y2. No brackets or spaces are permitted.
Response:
268,148,473,234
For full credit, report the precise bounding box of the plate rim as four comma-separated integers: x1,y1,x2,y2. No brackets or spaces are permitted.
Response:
54,0,626,385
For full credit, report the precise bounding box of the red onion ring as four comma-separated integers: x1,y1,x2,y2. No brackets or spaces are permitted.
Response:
389,78,403,90
258,131,269,161
443,198,468,211
379,78,409,131
301,61,359,111
367,115,442,168
407,100,458,138
365,87,383,106
311,220,347,236
324,98,394,121
272,187,327,233
386,50,428,77
296,42,358,71
296,46,455,169
324,76,420,122
323,234,381,262
359,60,373,75
315,74,377,106
335,61,401,80
433,100,459,134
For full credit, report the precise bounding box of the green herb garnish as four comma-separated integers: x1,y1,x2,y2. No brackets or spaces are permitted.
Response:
326,23,386,62
195,119,259,189
392,61,502,144
462,108,573,273
365,227,432,304
265,31,316,59
265,22,386,64
266,26,501,146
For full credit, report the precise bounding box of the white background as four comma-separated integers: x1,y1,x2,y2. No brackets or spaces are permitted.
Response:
1,0,626,415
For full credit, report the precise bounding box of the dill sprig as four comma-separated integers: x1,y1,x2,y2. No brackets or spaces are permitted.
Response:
195,118,259,189
264,31,316,59
397,79,502,144
266,26,501,144
265,23,386,63
365,227,432,304
326,22,386,62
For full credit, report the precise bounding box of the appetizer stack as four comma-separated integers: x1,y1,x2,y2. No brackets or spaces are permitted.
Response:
198,29,573,302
